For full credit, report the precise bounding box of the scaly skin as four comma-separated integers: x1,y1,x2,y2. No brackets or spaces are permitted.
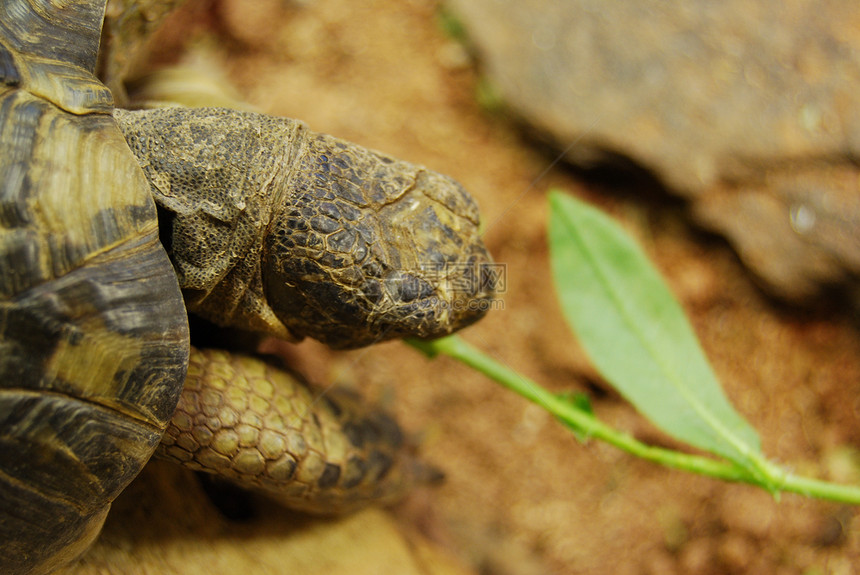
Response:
160,348,434,513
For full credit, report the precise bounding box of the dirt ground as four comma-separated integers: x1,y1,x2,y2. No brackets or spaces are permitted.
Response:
79,1,860,574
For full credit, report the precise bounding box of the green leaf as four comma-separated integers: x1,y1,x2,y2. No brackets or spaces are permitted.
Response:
547,190,762,471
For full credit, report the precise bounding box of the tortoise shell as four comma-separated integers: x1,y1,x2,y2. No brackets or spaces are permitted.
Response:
0,2,189,573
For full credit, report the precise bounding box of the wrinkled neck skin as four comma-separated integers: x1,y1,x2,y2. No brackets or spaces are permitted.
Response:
116,106,494,348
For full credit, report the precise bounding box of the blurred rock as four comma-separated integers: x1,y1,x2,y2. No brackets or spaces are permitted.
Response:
447,0,860,306
693,163,860,302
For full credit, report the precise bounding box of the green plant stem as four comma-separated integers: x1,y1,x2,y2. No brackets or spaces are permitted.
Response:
407,335,860,505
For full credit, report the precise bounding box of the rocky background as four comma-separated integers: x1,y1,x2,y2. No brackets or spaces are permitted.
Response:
71,1,860,574
449,0,860,309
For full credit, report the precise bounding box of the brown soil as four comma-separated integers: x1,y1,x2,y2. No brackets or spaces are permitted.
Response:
83,1,860,574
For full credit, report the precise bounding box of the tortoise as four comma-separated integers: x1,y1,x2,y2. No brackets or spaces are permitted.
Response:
0,1,494,574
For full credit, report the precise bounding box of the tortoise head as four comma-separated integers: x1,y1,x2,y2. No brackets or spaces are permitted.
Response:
264,134,495,349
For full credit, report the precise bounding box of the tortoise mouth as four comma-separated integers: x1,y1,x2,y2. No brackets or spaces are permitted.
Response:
263,236,495,350
357,248,497,345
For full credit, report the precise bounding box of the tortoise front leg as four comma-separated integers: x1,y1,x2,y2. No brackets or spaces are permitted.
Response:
157,348,436,513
